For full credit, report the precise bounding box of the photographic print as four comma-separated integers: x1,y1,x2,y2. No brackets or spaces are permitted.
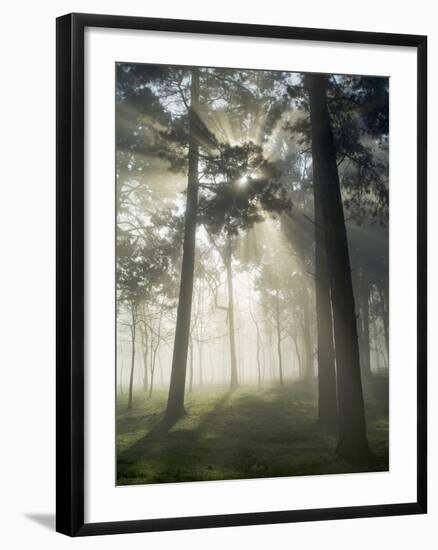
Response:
115,63,389,486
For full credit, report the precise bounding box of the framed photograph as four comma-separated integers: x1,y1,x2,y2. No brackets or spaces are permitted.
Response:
56,13,427,536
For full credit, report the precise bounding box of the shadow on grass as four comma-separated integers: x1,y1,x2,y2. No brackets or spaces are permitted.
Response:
117,380,389,485
118,390,234,483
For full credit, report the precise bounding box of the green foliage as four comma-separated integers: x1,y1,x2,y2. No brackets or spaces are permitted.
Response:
286,73,389,225
116,226,179,308
199,142,291,237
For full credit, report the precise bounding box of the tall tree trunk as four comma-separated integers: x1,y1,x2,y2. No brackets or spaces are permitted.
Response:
149,342,154,396
360,273,372,379
301,292,314,381
254,320,262,386
141,326,149,393
379,287,389,357
209,347,215,385
119,349,125,395
356,272,366,378
276,330,284,386
269,342,276,382
197,283,204,387
226,235,239,390
149,345,158,399
275,292,284,386
188,337,194,393
238,328,245,383
306,74,370,462
314,168,338,430
198,341,203,386
291,333,302,379
127,305,137,411
165,68,200,422
261,343,266,383
149,367,155,399
376,345,382,372
158,355,164,386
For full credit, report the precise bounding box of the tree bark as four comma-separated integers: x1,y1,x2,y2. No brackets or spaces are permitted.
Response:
306,73,370,462
314,165,338,431
165,68,200,422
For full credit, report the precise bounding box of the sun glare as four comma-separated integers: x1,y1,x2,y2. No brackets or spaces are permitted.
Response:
238,175,249,187
238,173,256,187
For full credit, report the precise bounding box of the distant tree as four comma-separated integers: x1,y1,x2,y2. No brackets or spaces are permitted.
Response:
117,207,179,408
256,264,290,386
248,289,264,387
117,234,150,410
198,140,291,388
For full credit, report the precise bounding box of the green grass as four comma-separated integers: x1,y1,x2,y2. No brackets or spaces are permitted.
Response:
116,377,389,485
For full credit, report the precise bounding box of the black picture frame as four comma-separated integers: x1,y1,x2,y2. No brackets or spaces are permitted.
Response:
56,12,427,537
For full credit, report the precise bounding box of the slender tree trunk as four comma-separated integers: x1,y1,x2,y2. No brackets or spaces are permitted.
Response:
127,305,137,411
254,321,262,386
141,326,149,393
356,277,366,377
119,348,125,395
238,328,245,384
166,68,200,422
276,330,284,386
379,287,389,357
269,342,276,382
209,347,215,385
149,340,154,395
158,354,164,386
198,341,203,387
361,274,372,379
275,293,284,387
356,267,371,379
260,328,267,383
149,367,155,398
314,167,338,430
306,73,370,462
197,284,204,387
376,346,382,372
226,236,239,390
291,334,302,379
301,292,314,381
188,337,194,393
149,345,158,398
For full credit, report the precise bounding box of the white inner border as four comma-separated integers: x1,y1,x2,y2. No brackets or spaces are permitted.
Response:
84,27,418,524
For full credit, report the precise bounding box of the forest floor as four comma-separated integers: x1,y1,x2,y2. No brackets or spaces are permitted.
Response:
116,375,389,485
